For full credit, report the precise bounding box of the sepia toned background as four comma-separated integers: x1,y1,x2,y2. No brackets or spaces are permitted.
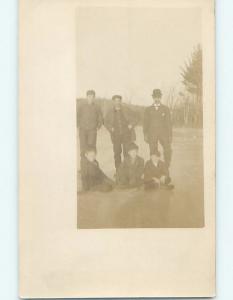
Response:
19,0,215,298
76,6,204,228
76,6,202,103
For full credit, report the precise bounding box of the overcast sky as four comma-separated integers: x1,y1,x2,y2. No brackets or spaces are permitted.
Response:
76,6,201,105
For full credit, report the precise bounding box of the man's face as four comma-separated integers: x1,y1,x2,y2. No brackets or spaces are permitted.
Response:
128,149,138,160
151,154,159,165
85,151,96,162
114,98,122,110
153,96,161,104
87,94,95,104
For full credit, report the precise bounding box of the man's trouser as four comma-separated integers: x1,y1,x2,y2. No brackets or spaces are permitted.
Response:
111,133,130,169
79,128,97,156
148,134,172,167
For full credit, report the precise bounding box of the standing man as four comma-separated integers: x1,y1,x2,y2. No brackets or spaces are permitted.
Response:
77,90,103,157
143,89,172,167
104,95,139,170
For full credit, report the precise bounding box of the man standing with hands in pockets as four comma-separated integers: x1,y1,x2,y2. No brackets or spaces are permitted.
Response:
77,90,103,157
105,95,139,171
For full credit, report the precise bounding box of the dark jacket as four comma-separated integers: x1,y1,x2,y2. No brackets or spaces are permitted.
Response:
117,155,144,187
144,159,170,183
104,105,139,141
77,101,103,130
81,157,109,191
143,104,172,138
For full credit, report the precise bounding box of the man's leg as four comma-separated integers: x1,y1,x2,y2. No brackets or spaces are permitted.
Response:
122,131,132,158
87,129,97,151
148,135,160,156
122,140,129,159
112,135,123,170
79,128,87,157
159,136,172,167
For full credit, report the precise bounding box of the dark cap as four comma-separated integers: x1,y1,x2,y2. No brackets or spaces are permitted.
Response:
127,142,139,152
152,89,162,98
112,95,122,101
86,90,96,96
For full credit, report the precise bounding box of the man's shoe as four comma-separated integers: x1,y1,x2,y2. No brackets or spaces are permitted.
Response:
160,184,174,190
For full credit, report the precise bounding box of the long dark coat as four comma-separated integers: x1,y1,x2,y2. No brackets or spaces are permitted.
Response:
143,104,172,139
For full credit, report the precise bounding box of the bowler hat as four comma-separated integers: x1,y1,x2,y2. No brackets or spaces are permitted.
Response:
152,89,162,98
112,95,122,101
127,142,139,152
86,90,96,96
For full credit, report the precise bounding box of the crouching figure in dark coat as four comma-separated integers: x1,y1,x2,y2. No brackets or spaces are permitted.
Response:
144,154,174,190
104,95,139,170
81,147,114,192
116,143,144,189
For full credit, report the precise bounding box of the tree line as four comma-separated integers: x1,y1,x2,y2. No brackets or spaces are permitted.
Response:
77,44,203,128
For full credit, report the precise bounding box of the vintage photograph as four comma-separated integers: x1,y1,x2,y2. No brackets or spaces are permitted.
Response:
19,0,215,297
76,6,204,228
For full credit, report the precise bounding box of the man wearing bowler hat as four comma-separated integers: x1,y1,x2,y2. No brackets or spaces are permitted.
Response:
104,95,139,170
77,90,103,157
143,89,172,167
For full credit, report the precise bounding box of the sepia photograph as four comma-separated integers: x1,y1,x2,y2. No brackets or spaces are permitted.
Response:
19,0,215,297
76,6,204,228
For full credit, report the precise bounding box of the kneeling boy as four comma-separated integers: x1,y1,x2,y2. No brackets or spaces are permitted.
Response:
144,154,174,190
116,143,144,188
81,147,114,192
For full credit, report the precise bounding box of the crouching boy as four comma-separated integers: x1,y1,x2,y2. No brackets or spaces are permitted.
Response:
144,154,174,190
116,143,144,188
81,147,114,192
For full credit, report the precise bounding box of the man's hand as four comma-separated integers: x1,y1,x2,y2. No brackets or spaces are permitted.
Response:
128,124,133,130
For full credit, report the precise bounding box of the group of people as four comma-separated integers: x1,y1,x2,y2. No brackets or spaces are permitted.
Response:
77,89,174,192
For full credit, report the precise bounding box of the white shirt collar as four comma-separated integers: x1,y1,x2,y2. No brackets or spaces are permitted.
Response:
153,103,161,107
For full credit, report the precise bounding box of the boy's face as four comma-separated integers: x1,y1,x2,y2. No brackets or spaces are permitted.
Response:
114,98,122,110
151,154,159,164
87,94,95,104
153,96,161,104
128,149,138,160
85,151,96,162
